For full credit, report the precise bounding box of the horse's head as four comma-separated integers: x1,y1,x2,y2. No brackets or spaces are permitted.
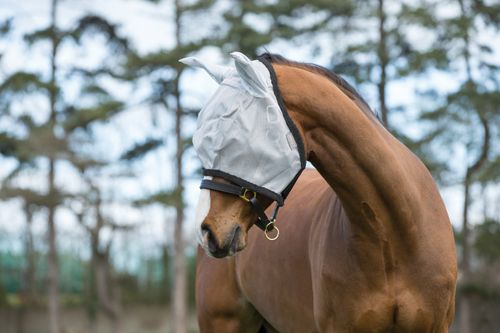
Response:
181,52,305,258
195,177,273,258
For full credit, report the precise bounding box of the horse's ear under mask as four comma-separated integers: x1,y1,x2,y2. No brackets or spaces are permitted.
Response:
180,52,269,98
230,52,268,98
179,57,233,84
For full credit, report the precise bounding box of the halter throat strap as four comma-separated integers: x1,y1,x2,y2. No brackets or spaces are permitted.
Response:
200,178,280,232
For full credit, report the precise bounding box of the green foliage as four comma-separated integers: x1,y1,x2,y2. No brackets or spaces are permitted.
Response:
0,187,51,207
133,188,184,208
63,100,124,132
79,82,114,102
180,0,216,12
460,280,500,300
71,15,129,53
0,17,12,38
408,0,500,185
120,138,164,162
0,286,6,307
0,72,51,100
474,219,500,263
0,133,23,160
218,0,355,57
186,252,197,308
24,26,60,45
478,156,500,184
126,45,203,76
473,0,500,27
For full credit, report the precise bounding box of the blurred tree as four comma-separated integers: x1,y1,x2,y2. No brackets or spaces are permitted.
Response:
0,0,65,331
75,171,137,333
475,219,500,264
59,13,133,333
0,188,45,305
125,1,219,331
0,17,12,62
332,0,450,130
0,2,132,333
218,0,356,58
411,1,499,332
0,14,13,310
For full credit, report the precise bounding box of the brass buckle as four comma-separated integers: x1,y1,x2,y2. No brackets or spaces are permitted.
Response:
264,220,280,241
239,189,257,202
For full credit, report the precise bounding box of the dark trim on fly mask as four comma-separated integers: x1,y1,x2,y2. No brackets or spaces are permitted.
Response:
257,56,307,200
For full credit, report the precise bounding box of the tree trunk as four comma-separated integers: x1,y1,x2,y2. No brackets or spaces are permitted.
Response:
47,182,60,333
173,205,187,333
172,1,188,332
47,0,61,332
459,113,490,333
455,2,490,332
95,252,122,333
92,192,123,333
23,203,36,304
18,203,36,333
161,245,170,301
460,176,472,333
172,66,187,333
377,0,389,128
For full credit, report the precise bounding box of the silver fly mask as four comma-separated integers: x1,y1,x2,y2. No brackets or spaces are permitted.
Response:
180,52,306,206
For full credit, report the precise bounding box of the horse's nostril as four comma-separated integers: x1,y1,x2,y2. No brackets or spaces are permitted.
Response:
200,224,242,258
201,224,218,251
201,224,211,236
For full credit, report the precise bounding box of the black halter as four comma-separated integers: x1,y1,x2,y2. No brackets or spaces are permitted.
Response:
200,178,281,238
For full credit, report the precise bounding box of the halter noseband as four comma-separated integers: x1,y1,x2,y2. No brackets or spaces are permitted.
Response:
200,178,281,240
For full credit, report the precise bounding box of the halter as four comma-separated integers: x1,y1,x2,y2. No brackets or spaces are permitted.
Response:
200,178,281,240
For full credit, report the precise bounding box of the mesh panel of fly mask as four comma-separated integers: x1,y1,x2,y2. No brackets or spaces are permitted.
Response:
180,52,306,206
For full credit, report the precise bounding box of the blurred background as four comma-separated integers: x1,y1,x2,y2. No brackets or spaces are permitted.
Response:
0,0,498,333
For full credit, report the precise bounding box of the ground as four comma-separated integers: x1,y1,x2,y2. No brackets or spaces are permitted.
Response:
0,306,200,333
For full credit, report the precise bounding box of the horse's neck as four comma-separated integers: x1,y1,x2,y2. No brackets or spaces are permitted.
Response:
275,64,425,244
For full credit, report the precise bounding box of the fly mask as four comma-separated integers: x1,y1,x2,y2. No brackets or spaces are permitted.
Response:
180,52,306,239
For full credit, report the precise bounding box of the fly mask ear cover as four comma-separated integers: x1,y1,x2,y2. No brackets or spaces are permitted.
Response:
180,52,306,211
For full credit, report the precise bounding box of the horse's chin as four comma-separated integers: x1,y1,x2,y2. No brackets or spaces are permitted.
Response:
202,242,246,258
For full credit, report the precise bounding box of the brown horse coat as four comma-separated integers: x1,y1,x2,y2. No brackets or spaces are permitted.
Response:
197,170,456,332
195,55,457,333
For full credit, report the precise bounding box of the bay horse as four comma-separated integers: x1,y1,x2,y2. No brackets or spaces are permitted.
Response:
189,53,457,332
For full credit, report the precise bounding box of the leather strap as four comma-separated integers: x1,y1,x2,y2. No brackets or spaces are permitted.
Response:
249,197,272,231
199,179,279,232
200,179,243,196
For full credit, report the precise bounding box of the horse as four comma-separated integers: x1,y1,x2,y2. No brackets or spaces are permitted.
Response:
185,53,457,332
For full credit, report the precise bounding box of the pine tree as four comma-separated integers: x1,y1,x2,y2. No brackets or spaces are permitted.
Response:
218,0,356,58
412,1,499,331
124,1,219,331
0,3,133,332
76,169,137,333
331,0,450,130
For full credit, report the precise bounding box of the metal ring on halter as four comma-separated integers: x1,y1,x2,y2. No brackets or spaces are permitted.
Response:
264,221,280,241
239,189,257,202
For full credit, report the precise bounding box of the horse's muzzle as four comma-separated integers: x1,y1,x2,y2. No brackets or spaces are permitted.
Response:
201,224,242,258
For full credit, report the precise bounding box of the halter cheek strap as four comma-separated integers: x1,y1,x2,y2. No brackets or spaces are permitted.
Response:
200,179,281,240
